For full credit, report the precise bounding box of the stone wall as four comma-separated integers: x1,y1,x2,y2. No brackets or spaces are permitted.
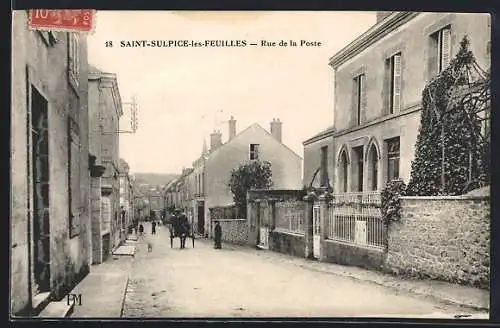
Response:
323,240,386,271
216,219,248,245
269,231,305,258
386,195,490,289
209,205,242,221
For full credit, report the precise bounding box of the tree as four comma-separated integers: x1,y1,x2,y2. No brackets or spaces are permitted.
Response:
406,36,490,196
228,160,273,216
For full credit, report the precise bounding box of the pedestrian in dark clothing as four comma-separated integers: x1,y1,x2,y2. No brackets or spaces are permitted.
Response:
139,223,144,235
152,221,157,235
214,221,222,249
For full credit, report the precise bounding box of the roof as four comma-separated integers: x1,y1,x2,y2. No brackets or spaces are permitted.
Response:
206,123,302,161
328,12,420,69
303,125,335,146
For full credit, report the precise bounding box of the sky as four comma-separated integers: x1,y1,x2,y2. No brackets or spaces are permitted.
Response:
87,11,377,174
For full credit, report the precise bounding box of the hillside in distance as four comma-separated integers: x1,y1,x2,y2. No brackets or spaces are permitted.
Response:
132,173,179,189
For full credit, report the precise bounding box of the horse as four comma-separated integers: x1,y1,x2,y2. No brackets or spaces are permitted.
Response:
167,216,195,249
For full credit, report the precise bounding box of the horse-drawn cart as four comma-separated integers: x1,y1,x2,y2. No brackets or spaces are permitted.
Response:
166,215,195,249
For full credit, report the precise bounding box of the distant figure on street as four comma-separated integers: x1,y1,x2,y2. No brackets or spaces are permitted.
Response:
152,221,157,235
139,223,144,236
214,221,222,249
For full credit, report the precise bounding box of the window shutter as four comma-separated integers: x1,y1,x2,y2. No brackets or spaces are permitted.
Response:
392,54,402,113
360,74,366,117
441,28,451,70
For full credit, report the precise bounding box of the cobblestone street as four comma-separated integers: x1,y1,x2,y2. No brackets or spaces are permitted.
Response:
121,223,487,318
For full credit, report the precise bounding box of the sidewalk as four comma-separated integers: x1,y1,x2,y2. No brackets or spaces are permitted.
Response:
221,242,490,313
69,252,134,317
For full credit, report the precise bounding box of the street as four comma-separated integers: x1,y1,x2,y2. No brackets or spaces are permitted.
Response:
122,223,485,318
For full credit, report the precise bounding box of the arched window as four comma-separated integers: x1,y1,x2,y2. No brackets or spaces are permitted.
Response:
340,151,349,193
367,144,379,191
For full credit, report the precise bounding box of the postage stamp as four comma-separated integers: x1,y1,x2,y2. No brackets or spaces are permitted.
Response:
28,9,96,33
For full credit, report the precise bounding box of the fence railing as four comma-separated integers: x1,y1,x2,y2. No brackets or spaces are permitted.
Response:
275,201,305,234
327,191,386,249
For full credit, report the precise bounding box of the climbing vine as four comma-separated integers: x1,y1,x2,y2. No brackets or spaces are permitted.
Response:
406,36,490,196
381,179,407,223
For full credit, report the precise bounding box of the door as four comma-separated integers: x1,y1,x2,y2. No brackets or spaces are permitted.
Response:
29,86,51,295
197,204,204,235
313,203,321,259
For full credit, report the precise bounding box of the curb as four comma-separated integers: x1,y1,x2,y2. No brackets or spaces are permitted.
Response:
119,277,130,318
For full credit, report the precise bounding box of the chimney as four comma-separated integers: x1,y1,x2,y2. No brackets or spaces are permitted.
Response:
210,130,223,151
270,118,282,143
376,11,394,23
228,116,236,141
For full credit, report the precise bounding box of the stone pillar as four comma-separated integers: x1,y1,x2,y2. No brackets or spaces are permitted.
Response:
246,198,258,247
318,192,333,262
269,199,276,231
303,191,317,259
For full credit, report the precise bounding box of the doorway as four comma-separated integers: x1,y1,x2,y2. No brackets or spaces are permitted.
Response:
197,202,204,235
28,86,51,295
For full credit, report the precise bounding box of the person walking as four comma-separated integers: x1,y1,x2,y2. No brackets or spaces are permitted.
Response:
214,221,222,249
151,220,157,235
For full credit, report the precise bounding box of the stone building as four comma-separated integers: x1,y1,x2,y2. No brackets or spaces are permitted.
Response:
188,117,303,238
88,66,123,262
163,169,194,217
303,12,491,193
119,158,133,233
11,11,91,315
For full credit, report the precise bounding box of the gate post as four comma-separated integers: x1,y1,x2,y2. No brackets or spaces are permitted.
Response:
303,191,317,260
246,198,259,248
318,191,333,262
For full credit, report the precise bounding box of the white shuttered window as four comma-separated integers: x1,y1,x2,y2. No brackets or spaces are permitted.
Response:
438,27,451,72
391,53,402,113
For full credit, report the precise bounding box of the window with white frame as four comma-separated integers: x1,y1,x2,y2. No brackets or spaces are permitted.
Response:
250,144,260,160
388,53,402,114
68,32,80,91
430,26,451,76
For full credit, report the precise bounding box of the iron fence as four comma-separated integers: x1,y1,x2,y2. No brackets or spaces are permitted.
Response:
327,191,386,249
275,200,305,234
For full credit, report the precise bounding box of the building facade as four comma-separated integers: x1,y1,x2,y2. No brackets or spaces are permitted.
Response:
188,117,303,238
11,11,91,315
304,12,491,194
88,66,124,261
119,158,133,233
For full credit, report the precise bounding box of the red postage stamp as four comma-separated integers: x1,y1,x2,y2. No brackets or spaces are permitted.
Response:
28,9,95,33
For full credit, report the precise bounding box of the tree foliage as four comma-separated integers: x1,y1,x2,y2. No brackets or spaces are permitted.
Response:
406,36,490,196
381,179,407,224
228,160,273,214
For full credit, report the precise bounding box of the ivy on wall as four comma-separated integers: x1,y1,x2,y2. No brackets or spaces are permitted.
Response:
381,179,407,224
406,36,490,196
